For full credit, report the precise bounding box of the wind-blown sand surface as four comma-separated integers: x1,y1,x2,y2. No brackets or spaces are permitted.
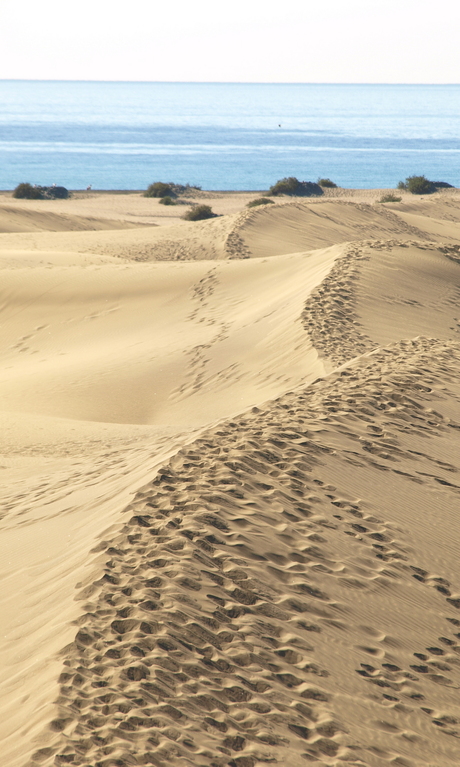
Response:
1,188,460,767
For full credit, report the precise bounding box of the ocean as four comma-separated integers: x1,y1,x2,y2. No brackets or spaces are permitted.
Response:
1,81,459,191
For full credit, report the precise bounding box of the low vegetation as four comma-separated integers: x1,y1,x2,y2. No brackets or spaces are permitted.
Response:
47,185,69,199
13,183,42,199
379,193,402,203
13,183,69,199
144,182,175,198
397,175,435,194
144,181,202,198
268,176,323,197
159,196,176,206
396,175,454,195
182,204,216,221
247,197,274,208
317,177,337,188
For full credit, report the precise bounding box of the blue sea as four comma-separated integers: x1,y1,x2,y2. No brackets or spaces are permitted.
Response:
1,81,459,191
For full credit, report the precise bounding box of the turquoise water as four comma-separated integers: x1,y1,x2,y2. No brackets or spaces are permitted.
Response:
1,81,459,190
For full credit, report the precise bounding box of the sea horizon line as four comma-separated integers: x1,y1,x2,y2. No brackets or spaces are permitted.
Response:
1,79,460,86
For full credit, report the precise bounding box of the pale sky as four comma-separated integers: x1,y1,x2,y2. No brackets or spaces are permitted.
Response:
0,0,459,83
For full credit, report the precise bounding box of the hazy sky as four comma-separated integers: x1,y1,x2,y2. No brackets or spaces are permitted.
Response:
1,0,459,83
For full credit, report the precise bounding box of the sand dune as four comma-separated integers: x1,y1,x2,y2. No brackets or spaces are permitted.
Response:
0,204,146,233
1,190,460,767
236,199,460,259
0,215,234,262
2,194,460,265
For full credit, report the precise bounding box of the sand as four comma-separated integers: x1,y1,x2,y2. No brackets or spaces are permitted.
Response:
1,187,460,767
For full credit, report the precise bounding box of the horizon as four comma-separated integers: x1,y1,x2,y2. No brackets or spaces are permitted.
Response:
2,80,460,86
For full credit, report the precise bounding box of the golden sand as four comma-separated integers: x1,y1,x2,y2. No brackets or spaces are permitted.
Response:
1,188,460,766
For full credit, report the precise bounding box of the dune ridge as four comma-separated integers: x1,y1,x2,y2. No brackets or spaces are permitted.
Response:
1,190,460,766
28,338,460,767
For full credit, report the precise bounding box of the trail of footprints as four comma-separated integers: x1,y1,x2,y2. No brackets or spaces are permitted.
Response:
33,468,351,764
301,238,458,371
301,241,375,368
354,618,460,742
171,269,233,401
31,339,460,767
224,230,251,260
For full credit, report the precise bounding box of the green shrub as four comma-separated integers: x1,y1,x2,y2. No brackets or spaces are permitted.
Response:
379,193,402,203
13,182,43,199
268,177,323,197
406,175,436,195
159,196,176,206
317,178,337,188
183,204,216,221
12,183,69,200
247,197,275,208
144,182,175,198
269,176,299,195
397,175,437,195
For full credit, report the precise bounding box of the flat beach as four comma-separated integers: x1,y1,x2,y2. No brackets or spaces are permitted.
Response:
2,186,460,767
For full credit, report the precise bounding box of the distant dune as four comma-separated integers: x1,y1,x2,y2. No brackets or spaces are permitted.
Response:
0,203,146,233
1,189,460,767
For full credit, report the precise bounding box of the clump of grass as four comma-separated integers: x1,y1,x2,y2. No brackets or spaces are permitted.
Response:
268,177,323,197
159,196,176,206
379,193,402,203
182,204,216,221
247,197,274,208
317,178,337,188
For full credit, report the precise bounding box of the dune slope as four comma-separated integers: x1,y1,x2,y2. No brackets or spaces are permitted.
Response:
235,201,427,258
0,236,333,767
0,204,146,233
30,338,460,767
0,215,236,262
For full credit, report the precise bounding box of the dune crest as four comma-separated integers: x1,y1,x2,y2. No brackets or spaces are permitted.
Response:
1,190,460,766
